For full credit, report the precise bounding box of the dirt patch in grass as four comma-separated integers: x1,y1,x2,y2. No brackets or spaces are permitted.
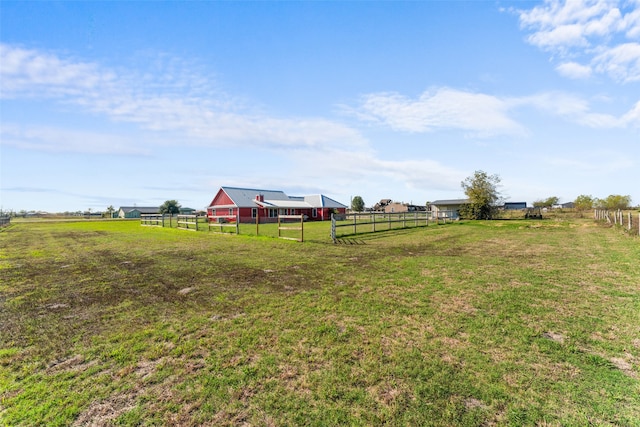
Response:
464,397,488,410
542,332,565,344
46,354,98,374
367,381,412,407
72,391,139,427
610,356,637,379
72,357,172,426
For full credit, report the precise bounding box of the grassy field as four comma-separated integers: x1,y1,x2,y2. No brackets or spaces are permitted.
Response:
0,218,639,426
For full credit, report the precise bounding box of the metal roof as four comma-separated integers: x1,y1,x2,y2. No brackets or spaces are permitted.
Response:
304,194,347,209
256,200,313,209
221,187,289,208
118,206,160,214
219,186,347,209
430,199,470,206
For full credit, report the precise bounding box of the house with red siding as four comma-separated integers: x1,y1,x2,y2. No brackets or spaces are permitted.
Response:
207,186,347,223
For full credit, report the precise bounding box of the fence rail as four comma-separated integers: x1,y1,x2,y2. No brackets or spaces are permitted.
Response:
278,215,304,242
141,214,164,227
177,214,200,231
207,215,240,234
331,211,450,242
594,209,639,236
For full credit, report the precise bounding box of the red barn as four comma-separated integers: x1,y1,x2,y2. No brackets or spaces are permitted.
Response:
207,186,347,223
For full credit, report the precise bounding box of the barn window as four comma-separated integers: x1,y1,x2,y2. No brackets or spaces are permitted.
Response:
269,209,277,218
252,208,257,218
229,208,233,215
312,208,317,218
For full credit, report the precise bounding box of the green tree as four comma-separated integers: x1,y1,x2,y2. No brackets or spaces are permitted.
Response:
533,196,559,208
602,194,631,210
159,200,181,215
351,196,365,212
460,170,502,220
574,195,594,211
105,205,115,218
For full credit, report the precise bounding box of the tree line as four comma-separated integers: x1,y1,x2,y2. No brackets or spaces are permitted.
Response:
532,195,632,210
349,170,634,220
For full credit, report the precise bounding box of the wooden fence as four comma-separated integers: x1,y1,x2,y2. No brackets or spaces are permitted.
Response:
176,214,202,231
595,209,640,236
331,211,450,242
207,214,240,234
278,215,304,242
141,214,164,227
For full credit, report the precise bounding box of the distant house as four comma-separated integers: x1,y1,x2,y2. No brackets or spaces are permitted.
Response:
372,199,393,212
429,199,470,219
117,206,160,219
179,207,196,215
503,202,527,210
206,186,347,223
383,202,427,214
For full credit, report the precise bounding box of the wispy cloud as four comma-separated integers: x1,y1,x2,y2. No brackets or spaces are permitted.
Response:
345,88,525,137
0,44,114,96
592,42,640,82
0,43,366,152
517,0,640,82
348,87,640,134
2,186,59,193
289,148,465,193
621,99,640,125
0,123,151,155
545,149,636,173
512,92,625,127
556,61,593,79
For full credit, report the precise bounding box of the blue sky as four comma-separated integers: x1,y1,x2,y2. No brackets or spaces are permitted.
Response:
1,0,639,213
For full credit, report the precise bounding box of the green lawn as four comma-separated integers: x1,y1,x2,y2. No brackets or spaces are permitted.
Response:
1,219,638,426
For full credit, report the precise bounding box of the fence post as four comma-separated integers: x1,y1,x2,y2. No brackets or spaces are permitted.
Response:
331,213,336,242
300,214,304,242
373,212,376,232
